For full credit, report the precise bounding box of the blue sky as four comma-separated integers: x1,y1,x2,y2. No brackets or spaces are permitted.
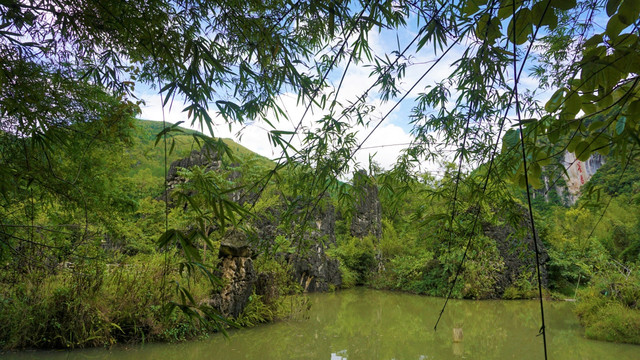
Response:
134,6,600,177
135,14,466,175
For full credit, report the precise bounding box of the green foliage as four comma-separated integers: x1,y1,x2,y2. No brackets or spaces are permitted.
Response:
3,0,640,350
130,120,199,179
235,292,311,328
367,166,527,300
575,267,640,344
459,236,506,300
386,250,435,294
338,262,359,289
236,256,308,327
545,207,612,289
379,218,403,258
0,270,112,349
581,302,640,344
0,105,332,349
2,0,378,137
502,271,540,300
270,235,295,255
331,236,376,285
0,254,214,349
0,117,274,348
235,294,276,327
593,196,640,263
253,256,301,296
587,156,640,198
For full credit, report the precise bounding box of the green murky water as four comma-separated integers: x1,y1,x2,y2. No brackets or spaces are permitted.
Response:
4,288,639,359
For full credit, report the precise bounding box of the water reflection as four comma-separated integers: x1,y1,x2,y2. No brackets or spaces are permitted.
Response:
452,342,463,357
3,288,639,360
331,350,347,359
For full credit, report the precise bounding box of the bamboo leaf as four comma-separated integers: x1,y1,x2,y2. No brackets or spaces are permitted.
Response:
615,116,627,135
606,0,622,16
618,0,640,25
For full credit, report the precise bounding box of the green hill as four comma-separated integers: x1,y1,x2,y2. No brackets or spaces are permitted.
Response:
127,119,272,195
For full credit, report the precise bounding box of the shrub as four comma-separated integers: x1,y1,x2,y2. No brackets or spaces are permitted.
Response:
253,255,300,296
546,220,610,289
235,294,275,327
332,236,376,285
235,255,309,327
380,219,403,258
574,267,640,344
502,271,539,300
387,250,434,294
459,240,505,300
0,253,214,350
575,293,640,345
338,263,358,289
0,269,113,349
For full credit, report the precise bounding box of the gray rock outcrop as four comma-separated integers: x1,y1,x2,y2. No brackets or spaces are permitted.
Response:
257,200,342,292
350,170,382,239
209,230,255,318
163,145,246,206
209,255,256,318
483,216,549,296
166,146,342,298
289,201,341,292
166,147,222,190
219,229,252,258
288,243,341,292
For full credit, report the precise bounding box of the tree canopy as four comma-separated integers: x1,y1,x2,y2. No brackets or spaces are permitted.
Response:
2,0,639,185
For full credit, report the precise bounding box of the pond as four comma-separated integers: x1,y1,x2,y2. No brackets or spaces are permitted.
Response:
4,288,638,359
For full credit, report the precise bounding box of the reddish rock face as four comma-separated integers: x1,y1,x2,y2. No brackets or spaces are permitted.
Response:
562,152,605,205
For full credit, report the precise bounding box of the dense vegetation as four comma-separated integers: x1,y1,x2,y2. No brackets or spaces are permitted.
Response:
0,119,307,348
2,119,638,349
2,0,640,353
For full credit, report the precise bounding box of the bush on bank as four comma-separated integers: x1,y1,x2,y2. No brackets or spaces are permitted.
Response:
0,253,211,349
574,268,640,345
0,252,310,350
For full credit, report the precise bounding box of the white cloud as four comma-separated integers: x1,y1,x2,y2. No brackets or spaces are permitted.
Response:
135,21,543,181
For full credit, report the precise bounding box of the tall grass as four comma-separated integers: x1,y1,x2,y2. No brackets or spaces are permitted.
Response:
574,268,640,344
0,253,211,349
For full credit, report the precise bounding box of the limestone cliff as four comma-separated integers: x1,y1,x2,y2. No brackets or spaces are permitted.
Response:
254,200,342,292
561,152,605,204
537,152,605,206
350,170,382,239
483,217,549,296
166,147,222,186
208,254,256,318
166,147,342,302
349,170,384,273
